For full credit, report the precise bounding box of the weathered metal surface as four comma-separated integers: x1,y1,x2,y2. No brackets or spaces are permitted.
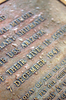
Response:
0,0,66,100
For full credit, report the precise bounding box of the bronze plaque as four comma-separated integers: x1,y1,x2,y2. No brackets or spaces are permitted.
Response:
0,0,66,100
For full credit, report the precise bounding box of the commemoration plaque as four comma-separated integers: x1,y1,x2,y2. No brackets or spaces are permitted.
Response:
0,0,66,100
